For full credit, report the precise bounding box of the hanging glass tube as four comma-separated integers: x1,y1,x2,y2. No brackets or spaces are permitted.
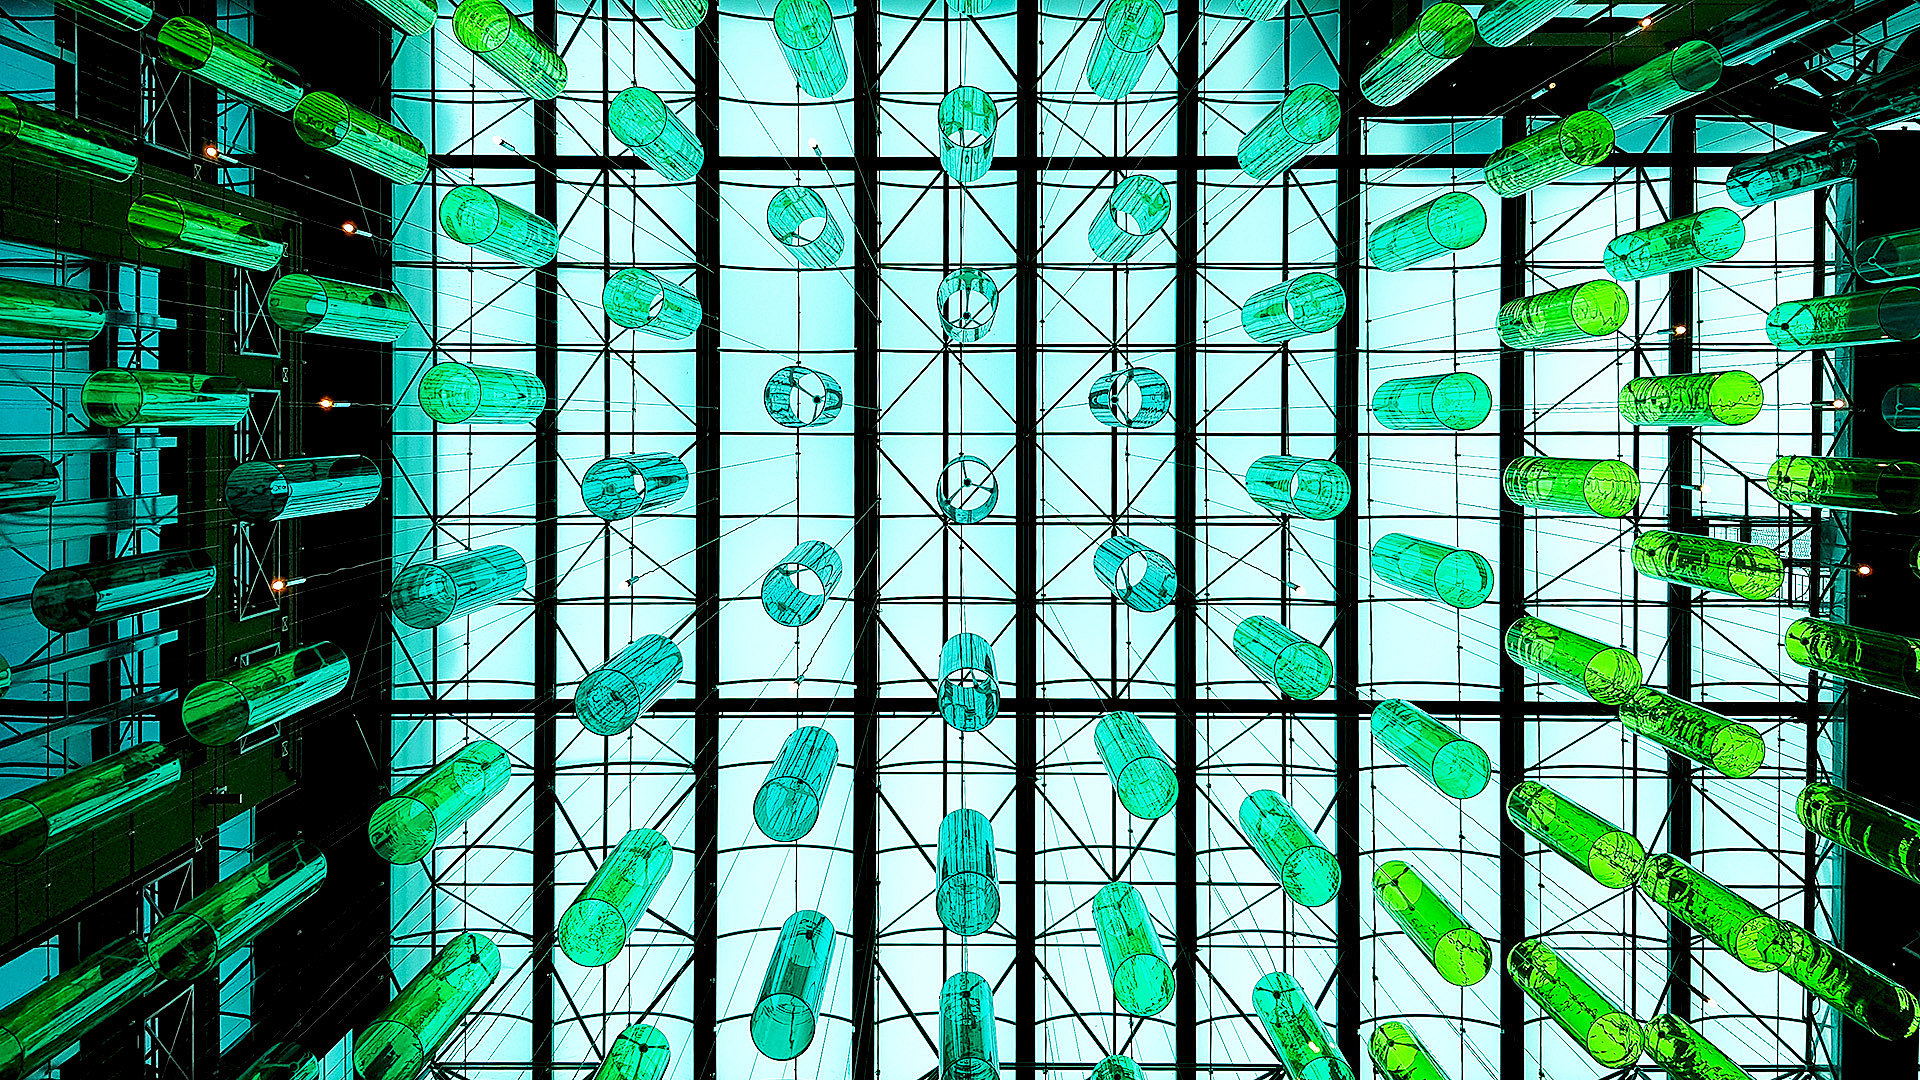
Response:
265,273,412,341
440,185,558,265
934,454,998,524
1497,279,1628,347
1238,789,1340,906
233,1042,321,1080
1252,972,1354,1080
1766,456,1920,515
1090,1056,1144,1080
754,726,838,841
577,635,682,736
0,455,58,513
1237,85,1339,181
1506,939,1643,1067
419,362,545,425
1369,191,1486,271
1501,456,1639,517
292,92,428,184
773,0,846,97
452,0,568,99
581,453,688,519
147,840,327,980
225,456,383,522
1368,1021,1453,1080
1884,384,1920,430
1588,41,1723,125
0,94,136,182
1503,615,1643,705
353,933,501,1080
1644,1014,1758,1080
1370,533,1493,608
1094,710,1177,820
157,17,305,113
595,1022,671,1080
0,742,177,865
1726,134,1868,207
1089,175,1170,262
604,268,702,339
1475,0,1575,47
82,370,249,428
765,366,844,427
938,86,997,184
357,0,437,35
752,910,836,1060
559,828,673,966
610,87,704,180
1798,781,1920,886
1092,881,1175,1015
1784,617,1920,698
390,545,528,629
1639,854,1806,971
1484,111,1614,197
938,631,1000,732
128,193,284,271
1619,688,1765,777
31,549,217,632
1089,366,1170,428
1604,207,1746,281
938,268,1000,342
1765,288,1920,349
1232,616,1333,700
1370,699,1489,799
1857,226,1920,284
0,935,164,1080
1245,455,1351,519
1619,370,1762,427
761,540,841,626
1359,3,1475,106
1241,273,1346,343
937,809,999,936
0,278,106,342
1372,859,1491,986
55,0,153,31
1085,0,1165,99
939,971,998,1080
1506,779,1644,887
368,740,511,864
1093,535,1178,612
1778,932,1919,1039
768,187,844,267
183,641,351,746
1630,530,1782,600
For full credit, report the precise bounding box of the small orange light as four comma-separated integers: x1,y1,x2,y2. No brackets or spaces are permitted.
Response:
1639,16,1653,27
202,143,220,160
1547,81,1557,90
342,221,358,235
318,396,334,410
269,578,287,592
1858,564,1875,577
1672,324,1687,335
1834,398,1850,409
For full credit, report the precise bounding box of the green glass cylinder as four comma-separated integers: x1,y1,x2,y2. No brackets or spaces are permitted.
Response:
752,910,835,1060
1370,533,1493,608
1726,134,1867,207
0,455,58,513
1497,279,1628,347
1502,456,1639,517
1241,273,1346,343
755,726,838,841
1619,370,1762,427
1785,617,1920,698
610,87,704,181
1369,699,1489,799
1778,932,1919,1039
1886,385,1920,435
1506,939,1643,1067
54,0,153,31
147,840,327,980
938,86,997,184
1245,455,1350,519
1630,530,1782,600
1238,789,1339,906
1092,535,1178,612
390,545,528,629
81,370,248,427
0,935,164,1080
1797,781,1920,887
1506,779,1644,887
937,268,1000,342
594,1022,671,1080
559,828,673,966
1474,0,1575,46
582,453,687,520
1857,226,1920,284
1619,687,1765,778
292,92,428,184
1367,1022,1451,1080
1089,175,1170,263
1085,0,1165,99
0,93,138,183
651,0,707,28
127,192,284,270
1359,3,1474,107
357,0,437,35
1604,207,1746,281
1765,287,1920,349
934,453,998,525
1372,859,1491,986
762,540,841,626
1092,881,1174,1015
1252,972,1355,1080
353,932,500,1080
1237,85,1339,181
1369,191,1486,271
1588,40,1723,125
1089,366,1170,428
1644,1014,1757,1080
157,17,305,113
265,273,413,342
1503,615,1643,705
1767,456,1920,515
183,641,352,746
233,1042,322,1080
1094,710,1177,820
452,0,568,99
936,808,999,936
939,971,997,1080
369,740,510,864
577,634,682,736
1233,616,1333,700
765,366,844,427
604,269,701,339
1484,111,1614,197
225,456,382,522
0,277,105,341
1639,853,1805,971
1089,1056,1144,1080
418,362,545,425
768,186,844,268
0,742,177,864
31,548,217,632
440,185,557,265
772,0,846,97
938,631,999,732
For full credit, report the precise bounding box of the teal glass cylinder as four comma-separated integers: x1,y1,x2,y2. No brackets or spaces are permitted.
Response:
440,185,558,266
934,454,998,524
1252,971,1355,1080
1619,688,1765,777
768,186,844,268
54,0,153,31
1245,455,1350,519
1092,881,1174,1016
754,726,838,841
1506,939,1643,1067
128,193,284,271
1497,279,1629,347
1506,779,1644,887
368,741,511,864
765,366,844,427
418,362,544,424
0,93,138,184
938,86,997,184
1502,455,1639,517
31,548,218,632
1604,207,1746,281
939,971,998,1080
1085,0,1165,100
1370,699,1490,799
1503,615,1643,705
1238,789,1339,906
1767,455,1920,515
1484,111,1614,197
773,0,847,98
1094,710,1177,820
1089,175,1170,263
1359,3,1475,107
353,933,500,1080
577,634,682,736
1475,0,1575,46
0,936,164,1080
559,828,673,966
1233,615,1333,700
1765,287,1920,349
265,273,413,342
1629,530,1783,601
936,808,999,936
1727,134,1868,207
1370,532,1493,608
610,87,704,181
157,17,305,113
1,277,106,341
147,840,326,980
1089,1056,1144,1080
1371,371,1490,430
1237,85,1339,181
1587,40,1723,125
1369,191,1486,271
357,0,436,34
224,456,382,522
292,92,428,184
452,0,568,99
1093,534,1178,612
650,0,707,29
1368,1021,1453,1080
1241,273,1346,343
604,269,702,339
581,453,688,519
391,546,527,629
752,910,836,1060
0,455,58,513
1857,226,1920,284
762,540,841,626
1089,366,1170,428
938,631,1000,732
182,641,352,746
0,742,178,865
938,268,1000,342
1619,370,1763,427
594,1023,671,1080
1888,383,1920,425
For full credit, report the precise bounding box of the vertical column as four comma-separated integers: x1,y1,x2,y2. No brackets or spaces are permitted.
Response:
1173,0,1200,1076
693,4,723,1080
851,0,881,1075
1496,110,1529,1080
1014,0,1040,1067
1664,113,1696,1022
530,4,561,1080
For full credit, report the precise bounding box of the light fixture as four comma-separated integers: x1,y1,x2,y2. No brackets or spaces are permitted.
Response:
1858,564,1875,576
202,143,221,160
342,221,359,235
269,578,287,593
